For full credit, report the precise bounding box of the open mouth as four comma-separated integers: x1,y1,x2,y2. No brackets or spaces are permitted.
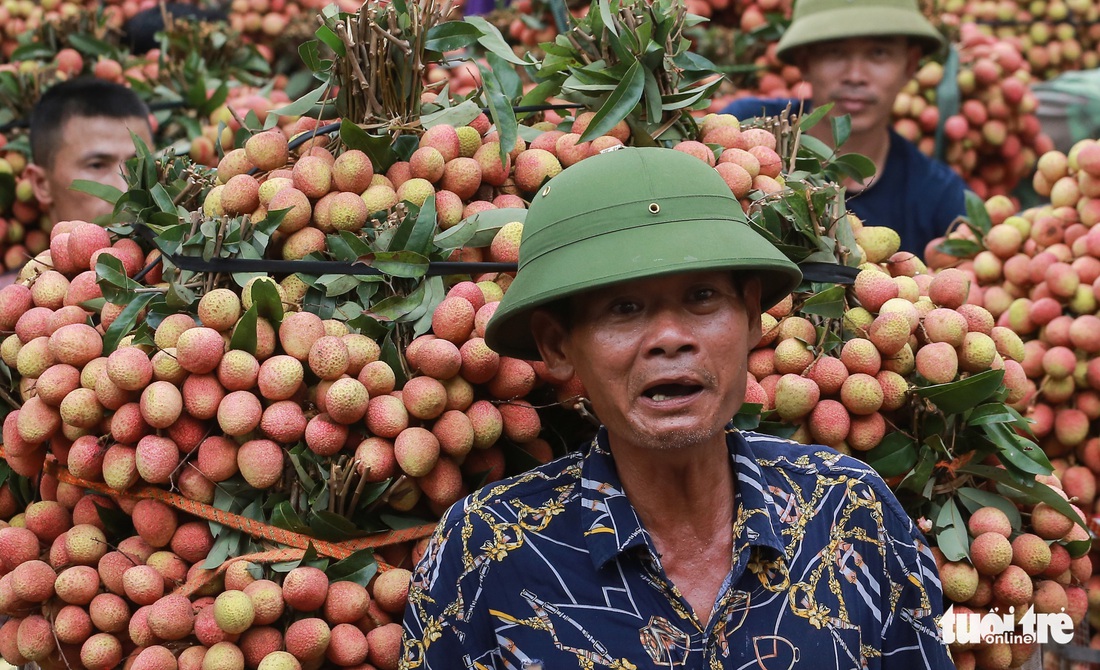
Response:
642,383,703,402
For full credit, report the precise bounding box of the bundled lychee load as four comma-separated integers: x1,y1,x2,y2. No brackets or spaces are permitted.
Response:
737,213,1092,667
891,24,1052,199
925,140,1100,520
0,207,542,668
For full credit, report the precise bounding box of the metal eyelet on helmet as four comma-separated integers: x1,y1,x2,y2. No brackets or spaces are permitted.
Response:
649,203,660,214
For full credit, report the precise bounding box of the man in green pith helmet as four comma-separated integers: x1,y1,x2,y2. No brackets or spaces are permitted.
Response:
400,147,954,669
722,0,968,259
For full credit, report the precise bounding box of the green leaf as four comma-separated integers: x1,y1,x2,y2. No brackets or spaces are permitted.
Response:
798,285,846,319
421,99,482,129
424,21,481,52
596,0,618,36
899,444,936,495
913,369,1004,415
862,433,919,479
71,180,123,206
102,292,157,355
298,40,332,73
432,216,480,251
67,33,114,56
578,60,645,143
270,502,310,534
966,403,1020,427
273,84,328,118
966,190,994,236
797,103,833,131
831,114,851,149
955,487,1022,531
229,304,259,354
934,238,982,258
326,549,379,586
202,529,240,569
386,193,438,256
934,498,969,561
380,334,408,387
477,62,519,167
959,464,1087,531
314,24,346,57
249,278,284,326
95,254,142,305
340,119,396,173
984,423,1051,476
358,249,431,278
831,154,876,181
150,183,178,215
463,16,530,66
381,513,437,530
309,510,368,541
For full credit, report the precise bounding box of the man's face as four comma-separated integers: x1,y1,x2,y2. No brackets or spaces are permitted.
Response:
799,37,921,137
533,270,761,454
28,115,153,224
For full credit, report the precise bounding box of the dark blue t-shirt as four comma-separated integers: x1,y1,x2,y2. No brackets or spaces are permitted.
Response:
721,97,968,257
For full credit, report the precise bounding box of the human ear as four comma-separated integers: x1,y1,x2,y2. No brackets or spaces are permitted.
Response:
530,309,576,384
905,44,923,78
24,163,53,210
744,279,763,345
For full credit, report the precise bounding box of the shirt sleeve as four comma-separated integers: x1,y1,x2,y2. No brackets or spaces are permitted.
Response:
400,500,498,669
878,506,955,668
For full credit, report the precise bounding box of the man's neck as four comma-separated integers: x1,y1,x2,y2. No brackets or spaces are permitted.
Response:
611,436,736,543
808,123,893,193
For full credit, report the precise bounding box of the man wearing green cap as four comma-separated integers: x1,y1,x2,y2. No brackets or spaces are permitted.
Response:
400,147,953,669
722,0,967,259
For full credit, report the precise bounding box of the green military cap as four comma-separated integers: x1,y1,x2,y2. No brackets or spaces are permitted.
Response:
484,146,803,360
776,0,946,63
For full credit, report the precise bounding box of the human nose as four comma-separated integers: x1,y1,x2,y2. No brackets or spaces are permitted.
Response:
839,54,869,84
642,305,697,358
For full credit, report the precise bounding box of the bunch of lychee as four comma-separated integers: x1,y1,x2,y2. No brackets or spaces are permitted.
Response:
0,506,411,669
744,230,1024,455
923,139,1100,520
892,25,1051,200
932,0,1100,79
935,500,1091,670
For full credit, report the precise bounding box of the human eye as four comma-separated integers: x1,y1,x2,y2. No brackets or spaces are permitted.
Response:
610,299,642,316
689,287,717,303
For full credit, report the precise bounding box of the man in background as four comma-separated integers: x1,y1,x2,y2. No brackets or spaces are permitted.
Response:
723,0,967,257
25,77,153,226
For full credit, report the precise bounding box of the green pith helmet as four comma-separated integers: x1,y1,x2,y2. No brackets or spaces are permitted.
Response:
484,147,803,361
775,0,946,63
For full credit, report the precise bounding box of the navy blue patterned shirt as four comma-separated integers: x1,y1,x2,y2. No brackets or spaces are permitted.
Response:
401,426,954,669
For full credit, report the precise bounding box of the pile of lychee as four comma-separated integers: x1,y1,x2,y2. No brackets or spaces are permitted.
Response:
936,501,1091,670
0,504,412,669
924,138,1100,523
891,24,1052,200
743,225,1022,455
932,0,1100,80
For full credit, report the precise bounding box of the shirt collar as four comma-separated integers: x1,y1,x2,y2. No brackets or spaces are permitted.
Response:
579,424,787,571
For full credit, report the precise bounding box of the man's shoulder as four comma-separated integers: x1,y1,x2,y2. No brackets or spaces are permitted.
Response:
739,431,917,531
437,450,586,527
740,430,876,477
